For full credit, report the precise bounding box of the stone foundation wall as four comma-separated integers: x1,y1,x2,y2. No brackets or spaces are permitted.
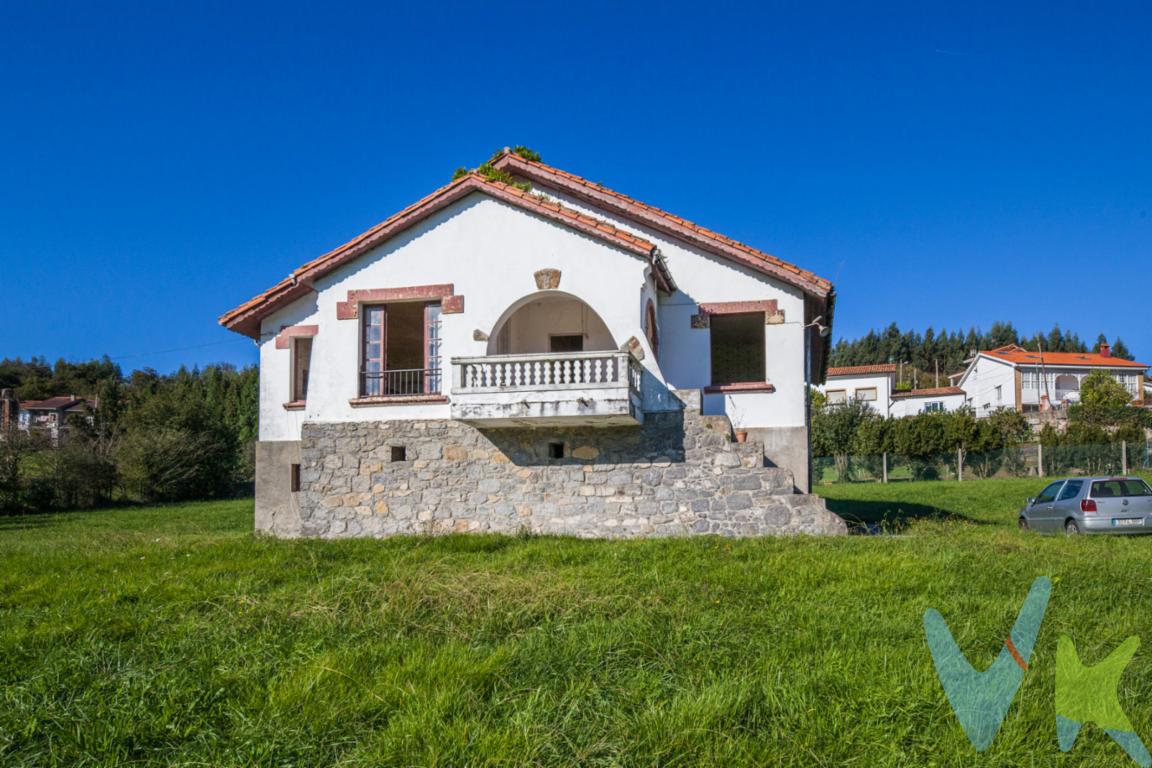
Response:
291,391,845,538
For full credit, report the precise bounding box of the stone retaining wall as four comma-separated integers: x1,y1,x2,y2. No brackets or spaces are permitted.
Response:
291,391,846,538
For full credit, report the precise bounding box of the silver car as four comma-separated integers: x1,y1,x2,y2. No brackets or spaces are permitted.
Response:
1019,476,1152,535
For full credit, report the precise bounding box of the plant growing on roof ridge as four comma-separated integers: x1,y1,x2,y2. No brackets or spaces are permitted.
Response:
451,146,542,191
488,145,541,164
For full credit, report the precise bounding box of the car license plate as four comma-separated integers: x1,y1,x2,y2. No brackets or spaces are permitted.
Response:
1113,518,1143,527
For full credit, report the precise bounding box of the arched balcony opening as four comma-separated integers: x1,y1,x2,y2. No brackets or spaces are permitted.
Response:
451,291,642,427
1054,373,1080,402
486,292,617,356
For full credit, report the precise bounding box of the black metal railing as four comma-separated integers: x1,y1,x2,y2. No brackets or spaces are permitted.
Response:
360,368,442,397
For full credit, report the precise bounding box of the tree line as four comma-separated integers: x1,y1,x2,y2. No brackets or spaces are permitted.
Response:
0,357,257,514
829,322,1134,389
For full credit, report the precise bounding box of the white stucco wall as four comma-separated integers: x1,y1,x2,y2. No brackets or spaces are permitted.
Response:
258,194,658,440
816,373,894,417
255,185,817,440
888,393,966,418
958,356,1018,416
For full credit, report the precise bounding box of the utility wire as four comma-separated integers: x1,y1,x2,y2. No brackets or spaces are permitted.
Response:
107,337,252,361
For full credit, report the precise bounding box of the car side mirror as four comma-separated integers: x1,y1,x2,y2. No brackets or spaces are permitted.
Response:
1027,497,1036,506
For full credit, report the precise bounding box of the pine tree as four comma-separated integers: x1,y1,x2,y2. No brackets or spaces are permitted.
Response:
1112,337,1134,361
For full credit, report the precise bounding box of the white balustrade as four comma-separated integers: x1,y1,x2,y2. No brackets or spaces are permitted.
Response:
453,351,640,396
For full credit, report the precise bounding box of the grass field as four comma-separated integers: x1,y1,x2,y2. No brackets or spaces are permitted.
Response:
3,479,1152,766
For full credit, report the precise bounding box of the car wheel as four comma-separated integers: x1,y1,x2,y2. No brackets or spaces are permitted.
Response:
1018,517,1029,531
1064,519,1081,536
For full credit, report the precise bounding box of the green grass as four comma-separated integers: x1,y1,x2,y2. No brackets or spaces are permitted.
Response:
3,485,1152,766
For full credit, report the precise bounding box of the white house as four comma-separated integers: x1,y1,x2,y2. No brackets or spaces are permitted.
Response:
956,344,1147,416
888,386,966,418
219,150,846,538
819,364,896,417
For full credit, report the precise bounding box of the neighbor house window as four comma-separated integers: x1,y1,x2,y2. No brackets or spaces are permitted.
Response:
994,385,1002,403
361,302,442,397
710,312,765,385
924,402,944,413
855,387,877,401
825,389,847,405
292,337,313,402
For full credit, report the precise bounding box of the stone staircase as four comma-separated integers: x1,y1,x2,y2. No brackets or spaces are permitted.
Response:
665,390,847,536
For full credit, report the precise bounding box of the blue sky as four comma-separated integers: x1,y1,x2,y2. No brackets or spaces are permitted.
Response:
2,1,1149,372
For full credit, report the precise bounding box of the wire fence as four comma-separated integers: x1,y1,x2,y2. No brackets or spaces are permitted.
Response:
815,440,1150,484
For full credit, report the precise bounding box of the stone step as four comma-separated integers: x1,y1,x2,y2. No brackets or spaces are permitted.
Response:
698,414,734,438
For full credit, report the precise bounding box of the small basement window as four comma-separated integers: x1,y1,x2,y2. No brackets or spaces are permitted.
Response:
548,441,565,459
390,446,407,462
710,312,765,385
290,463,301,492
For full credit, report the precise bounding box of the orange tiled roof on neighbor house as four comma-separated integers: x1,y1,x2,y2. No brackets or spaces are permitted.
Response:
956,344,1147,415
826,363,898,377
217,149,847,540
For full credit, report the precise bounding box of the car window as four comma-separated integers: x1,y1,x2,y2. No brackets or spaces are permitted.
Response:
1057,481,1083,501
1091,479,1152,498
1035,481,1064,504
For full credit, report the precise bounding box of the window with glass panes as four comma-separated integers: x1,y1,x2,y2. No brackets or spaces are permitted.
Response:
361,302,442,397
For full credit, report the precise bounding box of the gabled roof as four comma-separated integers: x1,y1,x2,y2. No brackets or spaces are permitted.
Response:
219,173,667,339
891,386,965,399
981,345,1147,370
491,151,833,298
826,363,897,377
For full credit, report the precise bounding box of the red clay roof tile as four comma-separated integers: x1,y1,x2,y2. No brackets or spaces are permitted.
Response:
492,152,832,297
826,364,897,376
891,386,965,398
983,345,1147,369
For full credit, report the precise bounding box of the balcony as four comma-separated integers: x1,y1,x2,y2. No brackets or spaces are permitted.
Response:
450,351,643,427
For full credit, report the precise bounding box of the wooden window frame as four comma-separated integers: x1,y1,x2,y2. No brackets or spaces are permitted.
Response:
290,336,313,404
359,301,443,398
825,388,847,404
708,311,767,388
645,299,659,361
548,334,584,353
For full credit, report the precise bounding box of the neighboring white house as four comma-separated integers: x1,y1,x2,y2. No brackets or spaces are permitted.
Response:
956,344,1148,416
219,150,846,538
888,386,967,418
817,365,965,418
818,364,896,417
